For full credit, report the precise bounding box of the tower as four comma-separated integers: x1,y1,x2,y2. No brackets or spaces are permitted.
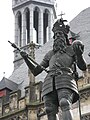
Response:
12,0,56,69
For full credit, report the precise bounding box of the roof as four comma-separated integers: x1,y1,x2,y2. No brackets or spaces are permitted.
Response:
0,77,18,91
9,62,29,97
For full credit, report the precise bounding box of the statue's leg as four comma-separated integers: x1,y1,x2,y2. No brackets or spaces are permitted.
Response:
58,89,74,120
43,91,58,120
59,98,73,120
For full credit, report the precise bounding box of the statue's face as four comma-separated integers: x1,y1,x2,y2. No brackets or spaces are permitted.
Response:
54,30,65,39
53,31,67,52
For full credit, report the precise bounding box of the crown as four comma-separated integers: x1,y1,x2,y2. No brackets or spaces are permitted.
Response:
52,19,70,35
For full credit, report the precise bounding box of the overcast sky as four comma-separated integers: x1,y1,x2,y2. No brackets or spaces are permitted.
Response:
0,0,90,80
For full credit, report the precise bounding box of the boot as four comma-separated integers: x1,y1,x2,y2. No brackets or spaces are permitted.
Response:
62,110,73,120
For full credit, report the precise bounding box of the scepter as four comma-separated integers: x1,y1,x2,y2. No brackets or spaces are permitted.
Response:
8,41,48,73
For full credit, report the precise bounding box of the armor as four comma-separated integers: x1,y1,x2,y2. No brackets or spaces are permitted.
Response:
40,46,79,103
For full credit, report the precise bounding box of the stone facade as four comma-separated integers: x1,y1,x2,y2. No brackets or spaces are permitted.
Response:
0,81,45,120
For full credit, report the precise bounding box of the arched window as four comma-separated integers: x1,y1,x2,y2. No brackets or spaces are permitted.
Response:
17,12,22,47
43,9,49,44
25,8,30,44
33,7,40,43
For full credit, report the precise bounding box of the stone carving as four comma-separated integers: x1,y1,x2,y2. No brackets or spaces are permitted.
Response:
9,93,18,111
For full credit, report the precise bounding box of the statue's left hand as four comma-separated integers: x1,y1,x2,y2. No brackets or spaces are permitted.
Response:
72,40,84,56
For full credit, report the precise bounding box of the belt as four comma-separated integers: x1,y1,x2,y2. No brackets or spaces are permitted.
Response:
48,67,73,76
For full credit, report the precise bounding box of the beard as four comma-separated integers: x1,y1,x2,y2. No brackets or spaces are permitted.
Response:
53,38,66,53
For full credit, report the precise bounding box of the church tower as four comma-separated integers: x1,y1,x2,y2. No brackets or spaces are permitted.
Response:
12,0,56,69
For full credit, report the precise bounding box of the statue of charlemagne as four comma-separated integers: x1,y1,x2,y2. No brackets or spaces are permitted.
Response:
20,18,87,120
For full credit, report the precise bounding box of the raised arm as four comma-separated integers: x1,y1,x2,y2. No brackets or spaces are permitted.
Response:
72,40,87,71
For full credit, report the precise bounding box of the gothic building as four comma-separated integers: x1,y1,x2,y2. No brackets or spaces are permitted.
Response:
0,0,90,120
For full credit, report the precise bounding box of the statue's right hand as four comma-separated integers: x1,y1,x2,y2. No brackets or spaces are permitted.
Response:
20,51,28,58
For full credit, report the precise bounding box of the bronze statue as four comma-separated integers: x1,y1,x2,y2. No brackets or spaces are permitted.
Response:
19,19,87,120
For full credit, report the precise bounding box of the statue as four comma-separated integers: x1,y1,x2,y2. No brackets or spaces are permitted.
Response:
10,18,87,120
